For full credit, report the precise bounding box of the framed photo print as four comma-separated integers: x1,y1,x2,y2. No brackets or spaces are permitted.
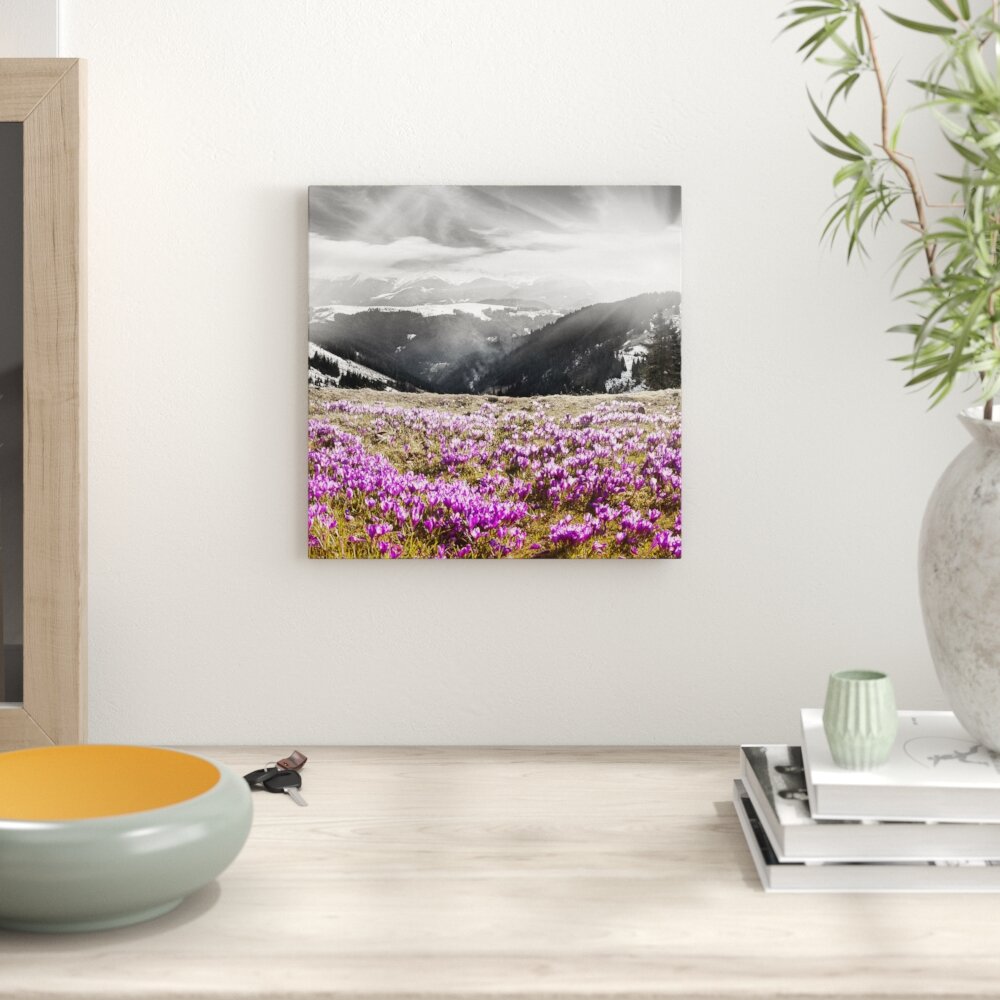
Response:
308,185,681,560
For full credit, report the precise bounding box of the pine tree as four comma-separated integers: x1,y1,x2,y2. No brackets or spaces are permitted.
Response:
641,317,681,389
310,353,342,380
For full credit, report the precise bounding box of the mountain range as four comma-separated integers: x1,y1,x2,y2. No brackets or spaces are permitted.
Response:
309,290,681,396
310,272,604,313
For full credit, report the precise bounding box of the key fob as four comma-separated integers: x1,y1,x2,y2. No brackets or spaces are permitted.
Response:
243,766,279,788
261,769,302,793
276,750,308,771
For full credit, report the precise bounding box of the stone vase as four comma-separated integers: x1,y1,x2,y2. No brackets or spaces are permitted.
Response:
919,407,1000,752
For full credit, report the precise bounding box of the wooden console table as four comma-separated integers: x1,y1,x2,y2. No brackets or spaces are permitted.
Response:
1,747,997,999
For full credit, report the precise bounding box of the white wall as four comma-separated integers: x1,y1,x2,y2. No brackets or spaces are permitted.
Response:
0,0,58,57
58,0,969,745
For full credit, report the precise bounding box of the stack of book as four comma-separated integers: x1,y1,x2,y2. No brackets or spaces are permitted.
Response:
735,709,1000,891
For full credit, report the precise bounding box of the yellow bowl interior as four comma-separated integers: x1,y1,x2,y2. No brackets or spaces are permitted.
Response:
0,745,220,820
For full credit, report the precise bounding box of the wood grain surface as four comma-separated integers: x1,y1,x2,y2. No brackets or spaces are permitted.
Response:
0,60,72,122
0,58,85,749
21,58,86,746
1,746,998,999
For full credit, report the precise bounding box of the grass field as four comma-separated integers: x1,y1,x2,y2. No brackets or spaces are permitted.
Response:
308,387,682,559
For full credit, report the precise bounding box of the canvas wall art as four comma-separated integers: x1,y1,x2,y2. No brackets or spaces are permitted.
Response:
307,185,682,559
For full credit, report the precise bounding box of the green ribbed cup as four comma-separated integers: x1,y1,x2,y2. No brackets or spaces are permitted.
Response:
822,670,898,770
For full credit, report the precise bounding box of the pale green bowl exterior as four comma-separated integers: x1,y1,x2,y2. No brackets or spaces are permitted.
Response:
822,670,898,770
0,752,252,933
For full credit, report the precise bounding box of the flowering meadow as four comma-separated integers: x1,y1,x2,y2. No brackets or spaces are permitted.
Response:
308,388,682,559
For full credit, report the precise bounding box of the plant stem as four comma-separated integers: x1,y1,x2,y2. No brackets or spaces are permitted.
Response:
859,4,938,279
987,227,1000,420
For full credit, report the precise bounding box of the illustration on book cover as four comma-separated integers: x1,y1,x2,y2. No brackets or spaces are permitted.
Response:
905,738,1000,771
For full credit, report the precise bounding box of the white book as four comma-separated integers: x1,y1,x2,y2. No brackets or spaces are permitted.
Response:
800,708,1000,822
741,745,1000,861
734,781,1000,893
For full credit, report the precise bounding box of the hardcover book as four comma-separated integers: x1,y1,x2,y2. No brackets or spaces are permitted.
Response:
734,781,1000,893
741,745,1000,861
800,709,1000,822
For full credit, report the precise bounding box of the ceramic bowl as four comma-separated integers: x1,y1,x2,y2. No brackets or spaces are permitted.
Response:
0,745,252,933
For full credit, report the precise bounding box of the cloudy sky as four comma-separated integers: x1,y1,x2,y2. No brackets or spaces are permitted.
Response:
309,185,681,303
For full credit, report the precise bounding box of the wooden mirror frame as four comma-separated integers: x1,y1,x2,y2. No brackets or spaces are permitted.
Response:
0,59,85,748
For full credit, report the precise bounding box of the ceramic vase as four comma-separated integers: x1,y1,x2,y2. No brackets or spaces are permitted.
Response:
822,670,898,770
920,408,1000,752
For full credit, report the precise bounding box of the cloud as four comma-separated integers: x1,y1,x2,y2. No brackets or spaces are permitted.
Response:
309,186,682,301
309,235,483,277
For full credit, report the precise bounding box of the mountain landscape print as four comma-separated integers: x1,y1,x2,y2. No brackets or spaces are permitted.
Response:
308,185,682,559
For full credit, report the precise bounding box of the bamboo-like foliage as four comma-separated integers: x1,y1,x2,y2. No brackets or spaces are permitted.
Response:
782,0,1000,409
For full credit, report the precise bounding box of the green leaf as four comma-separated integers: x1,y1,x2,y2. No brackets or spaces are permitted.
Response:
924,0,958,22
945,134,986,167
909,79,969,100
781,1,847,15
889,115,906,151
848,195,883,260
811,133,864,160
781,12,837,33
844,131,872,155
904,366,948,388
936,172,972,186
958,42,997,94
833,160,865,185
807,89,858,149
825,31,856,57
820,198,850,242
956,0,970,17
881,8,956,35
797,15,848,58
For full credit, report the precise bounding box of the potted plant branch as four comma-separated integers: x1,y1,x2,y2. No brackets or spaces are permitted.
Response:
783,0,1000,749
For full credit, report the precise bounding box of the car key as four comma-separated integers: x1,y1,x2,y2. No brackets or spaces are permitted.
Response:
243,766,280,788
262,768,307,806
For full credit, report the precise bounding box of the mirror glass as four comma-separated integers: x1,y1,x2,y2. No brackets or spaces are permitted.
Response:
0,121,23,703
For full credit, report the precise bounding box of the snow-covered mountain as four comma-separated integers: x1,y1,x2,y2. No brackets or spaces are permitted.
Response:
309,291,680,396
308,343,398,390
311,302,560,324
309,272,600,312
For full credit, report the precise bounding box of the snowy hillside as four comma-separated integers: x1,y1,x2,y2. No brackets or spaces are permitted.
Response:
308,342,397,390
